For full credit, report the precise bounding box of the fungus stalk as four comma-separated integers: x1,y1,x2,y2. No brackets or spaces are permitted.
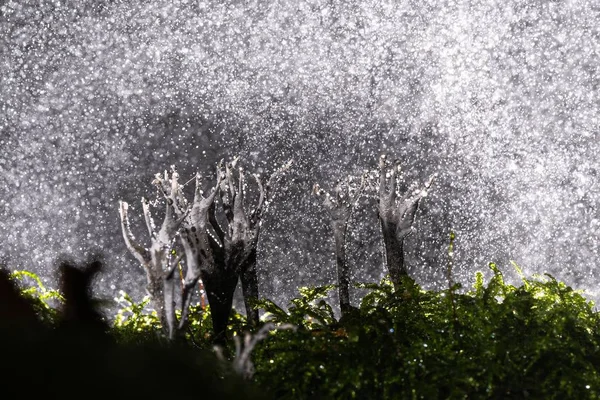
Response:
118,172,187,339
314,173,365,316
377,155,435,289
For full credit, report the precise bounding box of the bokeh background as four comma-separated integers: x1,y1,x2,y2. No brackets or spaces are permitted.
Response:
1,0,599,311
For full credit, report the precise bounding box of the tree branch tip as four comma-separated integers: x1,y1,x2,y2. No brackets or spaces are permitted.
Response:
426,173,438,187
312,183,321,195
282,159,293,169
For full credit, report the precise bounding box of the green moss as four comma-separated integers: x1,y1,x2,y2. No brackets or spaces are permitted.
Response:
12,264,600,399
9,269,63,323
252,264,600,399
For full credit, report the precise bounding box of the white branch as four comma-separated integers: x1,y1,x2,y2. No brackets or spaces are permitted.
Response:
142,197,156,239
118,201,148,265
227,323,296,379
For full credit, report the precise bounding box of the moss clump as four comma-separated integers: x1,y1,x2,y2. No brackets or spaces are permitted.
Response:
12,264,600,399
252,264,600,399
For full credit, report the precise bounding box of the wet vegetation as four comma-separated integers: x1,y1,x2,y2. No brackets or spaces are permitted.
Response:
6,260,600,399
3,2,600,398
0,261,265,399
4,157,600,399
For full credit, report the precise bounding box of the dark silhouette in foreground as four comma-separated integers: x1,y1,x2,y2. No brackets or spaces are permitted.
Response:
0,258,266,399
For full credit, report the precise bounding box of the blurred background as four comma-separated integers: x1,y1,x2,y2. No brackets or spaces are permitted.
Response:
1,0,599,312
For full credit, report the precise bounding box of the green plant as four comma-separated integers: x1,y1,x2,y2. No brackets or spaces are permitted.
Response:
112,289,249,351
112,291,162,343
251,264,600,399
10,263,600,399
256,284,337,328
9,270,63,323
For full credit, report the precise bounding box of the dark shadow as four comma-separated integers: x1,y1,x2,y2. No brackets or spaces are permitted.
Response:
0,255,267,399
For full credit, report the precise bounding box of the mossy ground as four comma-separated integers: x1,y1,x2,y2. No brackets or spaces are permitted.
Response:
10,263,600,399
